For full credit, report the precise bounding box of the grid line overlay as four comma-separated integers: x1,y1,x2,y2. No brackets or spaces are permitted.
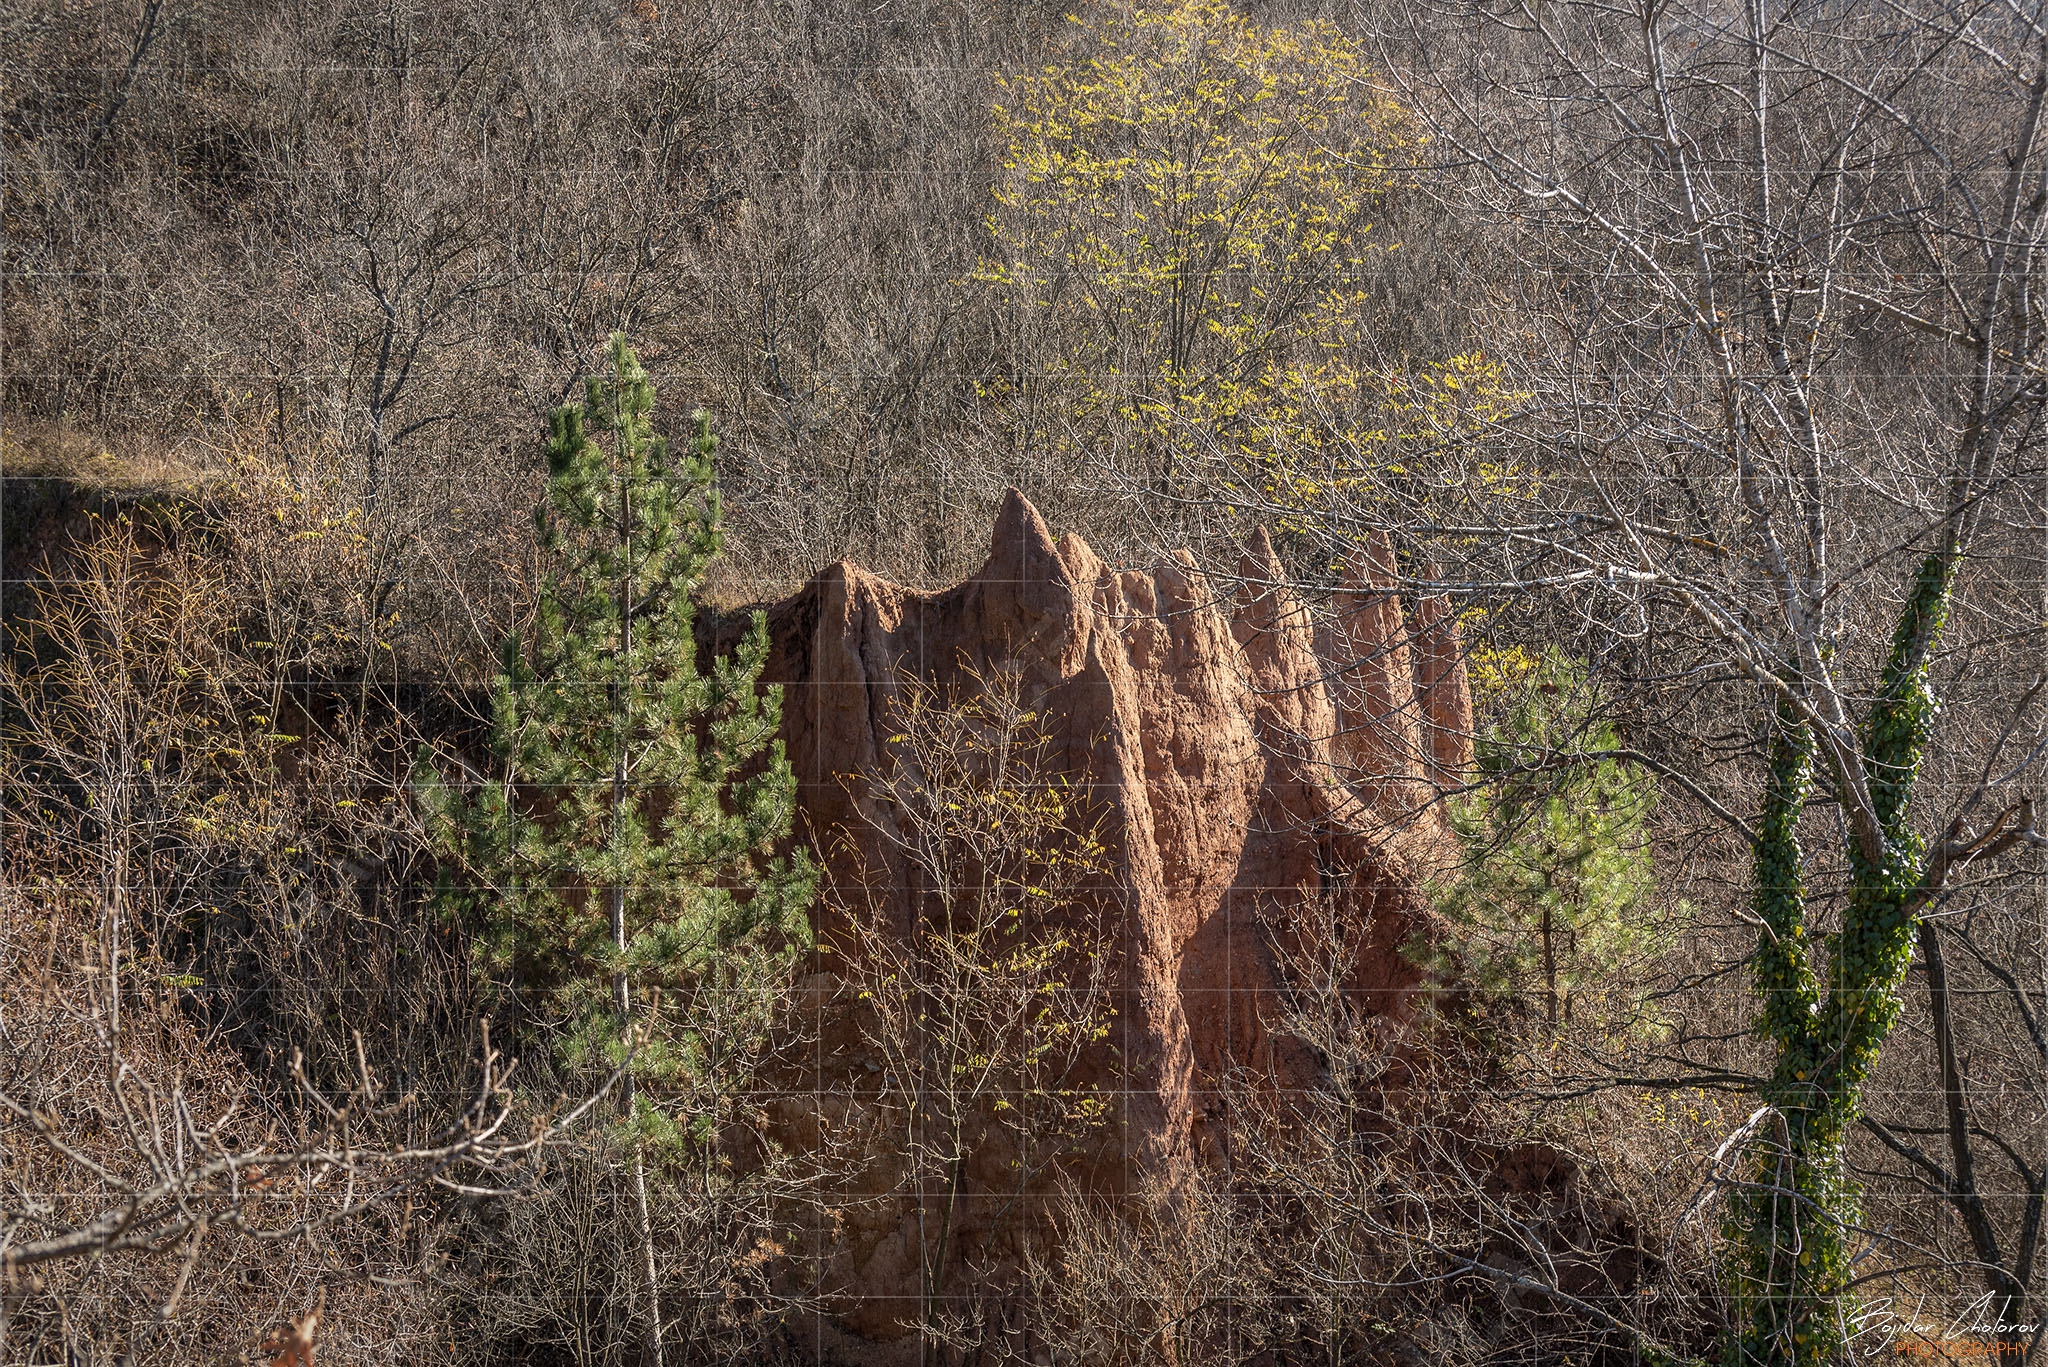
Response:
4,0,2047,1357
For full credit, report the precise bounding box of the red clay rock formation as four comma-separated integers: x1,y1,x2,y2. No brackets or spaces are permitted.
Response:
1328,528,1423,807
1414,561,1476,793
749,492,1473,1349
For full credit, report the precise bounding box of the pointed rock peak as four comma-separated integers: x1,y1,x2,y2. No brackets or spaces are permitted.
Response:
1234,525,1303,649
1057,531,1104,587
1239,525,1284,587
1340,528,1399,595
1368,529,1399,588
984,487,1065,585
1416,561,1449,625
1339,549,1365,597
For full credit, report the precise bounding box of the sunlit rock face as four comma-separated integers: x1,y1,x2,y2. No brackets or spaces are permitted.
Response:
747,490,1472,1350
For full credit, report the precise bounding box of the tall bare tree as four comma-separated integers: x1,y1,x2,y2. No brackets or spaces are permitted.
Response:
1162,0,2048,1358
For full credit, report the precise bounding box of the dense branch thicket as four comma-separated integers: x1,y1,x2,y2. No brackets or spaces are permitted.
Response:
4,0,2043,1363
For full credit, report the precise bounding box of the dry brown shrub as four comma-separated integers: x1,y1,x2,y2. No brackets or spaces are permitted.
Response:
0,883,433,1365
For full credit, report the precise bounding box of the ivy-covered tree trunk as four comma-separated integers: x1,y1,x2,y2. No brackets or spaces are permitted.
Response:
1727,554,1955,1365
418,335,814,1365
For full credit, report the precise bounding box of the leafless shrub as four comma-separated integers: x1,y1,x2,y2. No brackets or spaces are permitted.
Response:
0,873,625,1364
433,1077,828,1367
1199,890,1722,1366
1020,1179,1277,1367
828,667,1122,1361
0,502,629,1363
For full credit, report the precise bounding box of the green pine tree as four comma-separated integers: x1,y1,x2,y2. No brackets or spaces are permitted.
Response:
417,334,813,1365
1426,650,1661,1041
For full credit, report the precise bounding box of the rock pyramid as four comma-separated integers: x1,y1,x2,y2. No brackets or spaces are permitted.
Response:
747,491,1473,1344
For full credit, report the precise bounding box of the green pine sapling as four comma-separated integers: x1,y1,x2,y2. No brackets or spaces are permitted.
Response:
416,334,813,1365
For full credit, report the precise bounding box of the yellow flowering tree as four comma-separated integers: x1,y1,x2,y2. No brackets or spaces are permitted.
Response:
979,0,1509,504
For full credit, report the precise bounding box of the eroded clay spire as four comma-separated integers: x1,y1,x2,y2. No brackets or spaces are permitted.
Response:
1413,560,1475,790
1331,529,1420,791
